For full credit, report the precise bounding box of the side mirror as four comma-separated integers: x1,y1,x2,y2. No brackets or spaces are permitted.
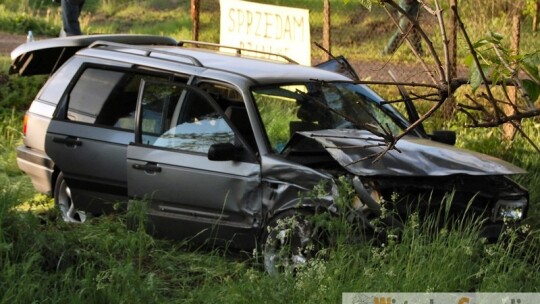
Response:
208,143,242,161
429,130,456,146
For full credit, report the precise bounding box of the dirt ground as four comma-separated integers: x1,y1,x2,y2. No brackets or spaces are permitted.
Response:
0,32,26,56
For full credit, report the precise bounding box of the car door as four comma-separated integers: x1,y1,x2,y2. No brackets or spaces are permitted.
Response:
127,80,261,244
45,65,171,214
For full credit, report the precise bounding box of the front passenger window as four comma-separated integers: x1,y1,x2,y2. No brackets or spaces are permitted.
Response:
139,81,235,153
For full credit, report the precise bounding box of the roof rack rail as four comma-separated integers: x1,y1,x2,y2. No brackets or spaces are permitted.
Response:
88,41,204,67
178,40,298,64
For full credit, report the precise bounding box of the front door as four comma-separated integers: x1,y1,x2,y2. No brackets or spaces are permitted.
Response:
127,80,261,244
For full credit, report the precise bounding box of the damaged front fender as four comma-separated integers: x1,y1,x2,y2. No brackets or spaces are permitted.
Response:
260,155,336,215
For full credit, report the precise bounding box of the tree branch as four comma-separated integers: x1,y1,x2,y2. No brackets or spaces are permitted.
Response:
381,0,442,84
453,5,504,123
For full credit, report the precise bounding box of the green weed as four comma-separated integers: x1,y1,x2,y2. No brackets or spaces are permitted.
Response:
0,72,46,110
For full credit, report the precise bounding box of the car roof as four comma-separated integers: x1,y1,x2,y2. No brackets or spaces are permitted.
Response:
148,46,349,85
9,34,350,84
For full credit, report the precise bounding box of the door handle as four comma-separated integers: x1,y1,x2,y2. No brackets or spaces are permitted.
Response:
53,136,82,147
132,163,162,173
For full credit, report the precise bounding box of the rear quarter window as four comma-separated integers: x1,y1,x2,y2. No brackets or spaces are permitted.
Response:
62,66,182,130
38,57,83,106
67,68,125,124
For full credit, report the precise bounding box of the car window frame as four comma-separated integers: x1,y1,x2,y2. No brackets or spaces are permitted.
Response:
134,79,258,162
53,63,180,131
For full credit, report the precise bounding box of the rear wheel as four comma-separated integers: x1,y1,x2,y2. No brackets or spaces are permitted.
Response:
54,172,87,223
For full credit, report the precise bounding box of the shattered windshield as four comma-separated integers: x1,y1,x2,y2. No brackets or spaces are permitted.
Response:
252,81,405,152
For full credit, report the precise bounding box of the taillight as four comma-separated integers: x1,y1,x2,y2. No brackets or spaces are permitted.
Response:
22,113,28,136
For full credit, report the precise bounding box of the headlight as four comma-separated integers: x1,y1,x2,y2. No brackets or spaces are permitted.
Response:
492,198,527,221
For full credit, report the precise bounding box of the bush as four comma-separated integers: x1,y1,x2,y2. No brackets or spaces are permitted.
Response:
0,72,46,111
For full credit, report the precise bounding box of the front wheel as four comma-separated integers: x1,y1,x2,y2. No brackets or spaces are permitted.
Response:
261,211,326,275
54,172,86,223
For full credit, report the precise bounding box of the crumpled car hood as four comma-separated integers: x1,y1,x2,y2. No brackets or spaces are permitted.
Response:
297,129,526,176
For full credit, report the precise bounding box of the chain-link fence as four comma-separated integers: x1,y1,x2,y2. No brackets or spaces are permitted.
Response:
194,0,538,84
195,0,448,83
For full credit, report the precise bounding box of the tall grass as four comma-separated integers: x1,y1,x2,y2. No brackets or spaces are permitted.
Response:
455,118,540,227
0,109,26,181
1,178,539,303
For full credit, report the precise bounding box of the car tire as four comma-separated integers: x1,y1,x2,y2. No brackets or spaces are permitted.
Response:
54,172,86,223
261,210,326,276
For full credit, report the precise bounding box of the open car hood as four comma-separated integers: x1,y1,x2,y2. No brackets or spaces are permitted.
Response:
10,34,177,76
315,55,359,81
296,129,526,176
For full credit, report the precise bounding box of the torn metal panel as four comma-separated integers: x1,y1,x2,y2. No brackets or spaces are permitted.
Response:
298,129,526,176
260,155,334,213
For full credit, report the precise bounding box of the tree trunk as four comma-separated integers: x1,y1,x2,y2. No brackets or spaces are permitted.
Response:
503,0,523,139
323,0,331,61
191,0,200,41
443,0,458,120
533,0,539,33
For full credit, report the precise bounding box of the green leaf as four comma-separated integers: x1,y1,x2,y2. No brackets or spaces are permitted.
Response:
487,30,504,42
522,79,540,103
490,69,505,88
521,52,540,82
345,0,375,10
464,54,474,67
469,64,489,92
472,39,490,48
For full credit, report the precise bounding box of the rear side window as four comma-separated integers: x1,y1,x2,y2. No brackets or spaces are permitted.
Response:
67,68,124,124
39,58,82,105
64,67,174,130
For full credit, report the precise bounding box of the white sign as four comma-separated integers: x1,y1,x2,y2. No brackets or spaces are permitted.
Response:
220,0,311,65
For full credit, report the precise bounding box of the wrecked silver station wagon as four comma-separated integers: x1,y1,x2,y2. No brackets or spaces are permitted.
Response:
11,35,529,273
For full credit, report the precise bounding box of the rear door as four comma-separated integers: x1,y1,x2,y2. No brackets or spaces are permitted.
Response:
45,65,173,214
127,80,261,242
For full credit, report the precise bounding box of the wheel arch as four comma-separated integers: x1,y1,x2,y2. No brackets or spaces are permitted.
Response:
50,166,62,198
